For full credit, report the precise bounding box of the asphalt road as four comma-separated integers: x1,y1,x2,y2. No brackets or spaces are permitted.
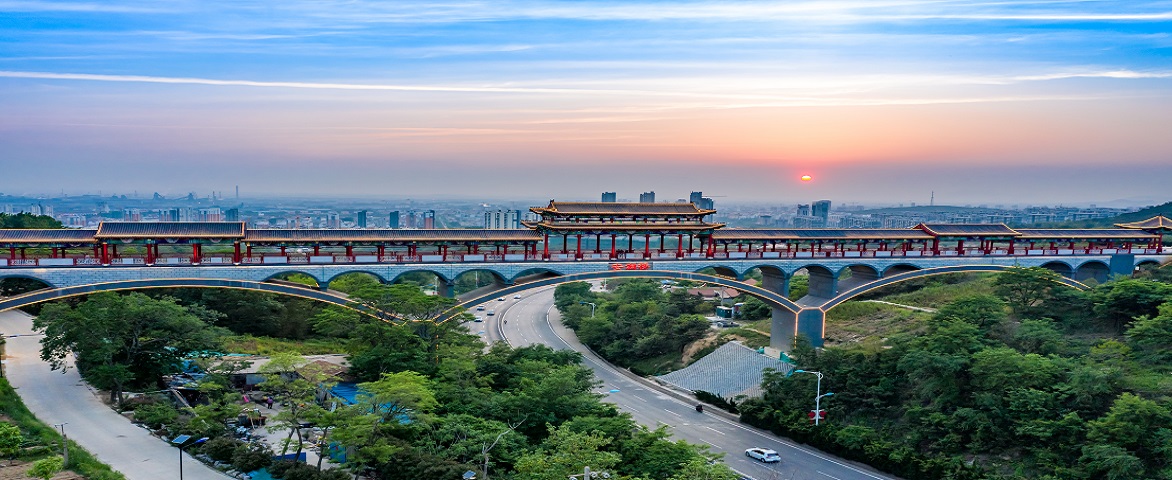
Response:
0,309,228,480
488,287,899,480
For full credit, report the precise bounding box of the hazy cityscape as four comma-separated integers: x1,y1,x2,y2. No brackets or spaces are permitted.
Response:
3,1,1171,480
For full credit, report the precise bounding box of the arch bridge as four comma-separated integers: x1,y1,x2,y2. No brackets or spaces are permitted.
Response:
1,206,1168,350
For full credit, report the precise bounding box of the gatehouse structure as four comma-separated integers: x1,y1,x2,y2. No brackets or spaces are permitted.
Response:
1,201,1168,351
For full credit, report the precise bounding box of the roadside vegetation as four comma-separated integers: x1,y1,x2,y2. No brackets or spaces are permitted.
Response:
0,378,124,479
740,266,1172,479
25,272,738,479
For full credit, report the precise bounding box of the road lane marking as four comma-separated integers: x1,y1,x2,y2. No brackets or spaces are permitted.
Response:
704,426,725,435
663,409,681,417
818,472,842,480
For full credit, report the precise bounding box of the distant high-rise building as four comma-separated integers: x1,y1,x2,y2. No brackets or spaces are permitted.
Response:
812,200,832,224
327,212,340,228
225,208,240,222
797,204,811,216
198,207,223,222
484,210,521,229
639,191,656,203
601,192,617,203
357,210,368,229
405,210,417,228
388,211,400,229
689,191,714,211
122,208,142,222
422,210,436,229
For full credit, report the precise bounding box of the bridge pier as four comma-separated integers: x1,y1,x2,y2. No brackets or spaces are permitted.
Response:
805,268,837,300
770,307,826,352
1110,253,1136,278
436,281,455,298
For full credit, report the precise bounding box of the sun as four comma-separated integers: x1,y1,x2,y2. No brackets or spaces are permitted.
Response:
800,175,812,182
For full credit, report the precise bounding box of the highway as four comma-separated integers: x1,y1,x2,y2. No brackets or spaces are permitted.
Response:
478,287,898,480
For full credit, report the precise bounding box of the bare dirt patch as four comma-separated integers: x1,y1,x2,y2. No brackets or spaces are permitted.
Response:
0,461,84,480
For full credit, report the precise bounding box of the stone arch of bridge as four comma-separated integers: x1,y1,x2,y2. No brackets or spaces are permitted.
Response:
0,278,398,321
389,269,452,286
1073,260,1111,284
0,274,57,289
264,270,324,287
438,269,803,322
819,265,1089,312
325,270,391,287
1038,260,1075,277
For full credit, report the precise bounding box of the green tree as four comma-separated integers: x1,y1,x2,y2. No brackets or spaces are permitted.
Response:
1090,279,1172,331
260,353,338,458
1087,393,1172,461
1078,444,1146,480
26,455,64,480
513,424,621,480
1126,302,1172,364
933,294,1007,331
994,267,1064,317
1013,318,1065,355
0,423,23,461
34,292,223,405
0,212,62,229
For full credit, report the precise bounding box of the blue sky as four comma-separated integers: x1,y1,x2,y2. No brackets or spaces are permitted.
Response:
2,1,1171,205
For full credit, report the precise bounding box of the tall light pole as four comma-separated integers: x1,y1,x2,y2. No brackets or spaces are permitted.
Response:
53,423,68,467
568,466,611,479
792,370,833,426
172,435,208,480
579,301,597,317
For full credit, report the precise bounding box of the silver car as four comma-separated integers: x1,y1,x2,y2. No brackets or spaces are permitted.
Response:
745,447,781,463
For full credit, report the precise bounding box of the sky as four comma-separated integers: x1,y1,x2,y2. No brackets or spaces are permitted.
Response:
2,1,1171,206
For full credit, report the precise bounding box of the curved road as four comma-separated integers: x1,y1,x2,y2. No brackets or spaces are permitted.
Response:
483,287,898,480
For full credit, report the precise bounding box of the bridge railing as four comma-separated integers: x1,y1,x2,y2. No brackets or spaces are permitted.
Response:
0,247,1163,269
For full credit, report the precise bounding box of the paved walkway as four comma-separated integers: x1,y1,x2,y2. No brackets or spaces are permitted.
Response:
0,310,229,480
656,341,792,398
862,300,938,313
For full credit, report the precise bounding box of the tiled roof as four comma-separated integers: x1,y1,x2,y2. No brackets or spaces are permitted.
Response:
245,229,541,243
713,229,932,241
1015,229,1157,240
95,222,246,239
531,201,713,216
1116,216,1172,231
0,229,98,243
524,221,723,232
916,223,1020,236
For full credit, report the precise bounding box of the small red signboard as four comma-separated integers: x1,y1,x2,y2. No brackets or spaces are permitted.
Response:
808,410,826,423
609,262,651,271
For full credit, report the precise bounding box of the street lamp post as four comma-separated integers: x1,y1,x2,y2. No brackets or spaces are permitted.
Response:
172,435,209,480
53,423,68,467
568,466,611,479
792,370,834,426
579,301,597,317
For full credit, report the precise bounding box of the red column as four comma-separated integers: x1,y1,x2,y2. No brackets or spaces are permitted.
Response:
93,245,100,258
345,245,354,257
562,235,569,254
659,234,665,253
8,247,14,260
313,245,320,256
932,239,940,255
101,243,109,264
234,242,241,263
610,234,617,259
543,233,550,259
644,234,651,258
442,245,449,259
20,248,25,259
676,234,683,258
575,234,582,259
378,245,385,258
50,247,58,258
247,245,253,257
145,242,154,265
956,240,964,255
595,234,602,253
1007,241,1015,255
192,243,202,264
111,244,118,258
707,237,715,257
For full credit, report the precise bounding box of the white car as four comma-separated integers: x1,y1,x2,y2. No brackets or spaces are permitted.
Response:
486,310,495,316
497,297,506,302
476,306,486,311
513,295,521,299
745,448,781,463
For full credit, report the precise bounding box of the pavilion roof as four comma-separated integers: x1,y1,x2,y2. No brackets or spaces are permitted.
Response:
0,229,99,244
915,223,1020,237
522,221,723,232
712,229,932,241
244,229,541,243
1015,229,1157,240
95,222,246,239
530,201,714,216
1115,216,1172,231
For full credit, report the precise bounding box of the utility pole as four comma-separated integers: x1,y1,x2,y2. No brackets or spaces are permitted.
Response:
53,423,68,466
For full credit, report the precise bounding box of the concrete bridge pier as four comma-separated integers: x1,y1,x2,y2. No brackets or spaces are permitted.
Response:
436,281,455,298
770,307,827,352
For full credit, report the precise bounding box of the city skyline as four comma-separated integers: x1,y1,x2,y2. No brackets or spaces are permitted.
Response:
3,1,1172,204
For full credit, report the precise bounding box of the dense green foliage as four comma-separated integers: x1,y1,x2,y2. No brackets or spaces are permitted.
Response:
739,267,1172,479
0,212,62,229
34,292,227,405
555,280,713,374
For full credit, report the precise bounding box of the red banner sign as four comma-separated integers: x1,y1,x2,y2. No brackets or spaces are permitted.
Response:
609,262,651,271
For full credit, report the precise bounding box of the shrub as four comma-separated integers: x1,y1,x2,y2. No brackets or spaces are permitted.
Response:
132,402,178,430
27,455,64,480
232,442,273,473
200,436,242,463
